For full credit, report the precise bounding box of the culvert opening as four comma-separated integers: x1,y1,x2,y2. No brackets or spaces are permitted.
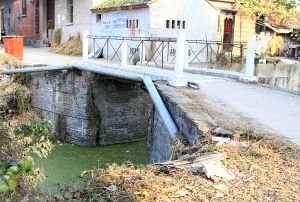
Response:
32,71,151,193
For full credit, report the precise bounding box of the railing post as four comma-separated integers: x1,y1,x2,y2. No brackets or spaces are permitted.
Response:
139,34,146,65
170,31,187,87
122,40,127,67
245,35,256,77
82,30,89,61
240,44,244,62
175,31,185,78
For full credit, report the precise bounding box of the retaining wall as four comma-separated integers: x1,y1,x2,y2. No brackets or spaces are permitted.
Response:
255,64,300,92
29,70,149,146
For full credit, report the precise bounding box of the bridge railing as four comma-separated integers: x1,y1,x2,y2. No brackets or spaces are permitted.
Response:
87,35,247,70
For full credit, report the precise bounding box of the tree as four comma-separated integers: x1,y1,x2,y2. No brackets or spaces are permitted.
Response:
234,0,300,28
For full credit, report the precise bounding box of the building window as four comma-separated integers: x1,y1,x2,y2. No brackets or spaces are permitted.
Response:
183,21,186,29
68,0,73,23
136,19,139,28
172,20,175,29
22,0,27,15
177,21,180,29
166,20,170,28
9,8,11,14
96,14,102,23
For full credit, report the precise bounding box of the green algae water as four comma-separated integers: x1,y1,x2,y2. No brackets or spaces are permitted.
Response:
33,141,147,193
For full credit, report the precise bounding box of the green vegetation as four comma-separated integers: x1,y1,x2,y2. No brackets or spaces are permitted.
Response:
133,54,140,65
33,141,147,193
0,120,53,195
96,0,145,9
86,87,101,130
235,0,300,27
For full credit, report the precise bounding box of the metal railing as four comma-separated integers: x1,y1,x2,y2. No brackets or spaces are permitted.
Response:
88,35,247,69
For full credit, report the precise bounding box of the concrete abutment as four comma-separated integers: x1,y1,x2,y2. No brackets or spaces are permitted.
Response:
28,69,214,162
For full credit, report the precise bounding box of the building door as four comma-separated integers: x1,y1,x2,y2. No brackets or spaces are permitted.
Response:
223,16,235,50
1,8,4,31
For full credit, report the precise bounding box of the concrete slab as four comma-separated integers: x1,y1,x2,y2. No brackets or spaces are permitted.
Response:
184,76,300,146
82,60,300,146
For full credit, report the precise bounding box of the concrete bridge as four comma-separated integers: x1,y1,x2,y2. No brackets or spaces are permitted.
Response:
2,33,300,163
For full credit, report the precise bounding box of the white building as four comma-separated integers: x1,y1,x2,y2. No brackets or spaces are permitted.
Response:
90,0,220,64
55,0,93,43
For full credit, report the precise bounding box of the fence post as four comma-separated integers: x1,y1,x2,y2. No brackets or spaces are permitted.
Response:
139,34,146,65
245,35,256,77
240,44,244,62
169,31,187,87
82,30,89,61
122,40,127,67
175,31,185,78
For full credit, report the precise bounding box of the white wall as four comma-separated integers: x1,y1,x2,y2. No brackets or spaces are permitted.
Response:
149,0,219,40
149,0,219,63
55,0,93,43
92,8,150,37
91,8,150,62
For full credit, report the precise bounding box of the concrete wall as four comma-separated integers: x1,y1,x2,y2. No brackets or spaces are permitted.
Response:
147,84,216,163
55,0,93,43
255,64,300,92
0,0,14,35
28,70,149,146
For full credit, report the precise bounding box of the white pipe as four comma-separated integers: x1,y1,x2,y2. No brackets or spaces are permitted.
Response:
2,64,178,140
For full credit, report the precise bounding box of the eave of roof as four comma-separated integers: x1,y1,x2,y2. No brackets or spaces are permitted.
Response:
257,21,293,34
91,0,219,13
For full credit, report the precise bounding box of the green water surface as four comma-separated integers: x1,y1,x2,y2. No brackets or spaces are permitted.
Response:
33,141,147,193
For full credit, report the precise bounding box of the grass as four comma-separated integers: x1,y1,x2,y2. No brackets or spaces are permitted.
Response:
96,0,145,9
33,141,147,193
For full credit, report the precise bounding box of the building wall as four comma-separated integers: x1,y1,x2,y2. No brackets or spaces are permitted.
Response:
209,0,256,55
0,0,15,35
92,8,150,37
90,0,219,63
55,0,93,43
91,8,150,62
14,0,44,44
217,11,256,43
149,0,219,40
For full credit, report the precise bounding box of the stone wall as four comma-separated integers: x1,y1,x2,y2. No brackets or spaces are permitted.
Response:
147,84,216,163
29,69,149,146
255,64,300,92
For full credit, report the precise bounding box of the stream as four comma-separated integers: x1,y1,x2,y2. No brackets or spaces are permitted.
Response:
33,141,147,193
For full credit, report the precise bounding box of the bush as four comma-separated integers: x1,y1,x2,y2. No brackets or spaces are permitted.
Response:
0,119,53,196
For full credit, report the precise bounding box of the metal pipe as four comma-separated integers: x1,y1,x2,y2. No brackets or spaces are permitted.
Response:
2,64,74,74
1,63,178,141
